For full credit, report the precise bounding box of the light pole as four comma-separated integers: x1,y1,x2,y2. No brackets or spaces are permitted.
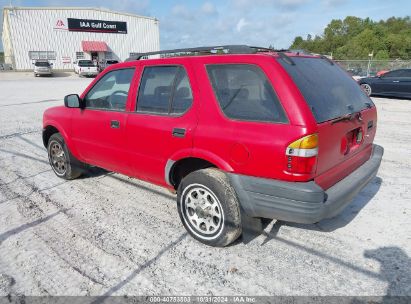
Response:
367,51,374,77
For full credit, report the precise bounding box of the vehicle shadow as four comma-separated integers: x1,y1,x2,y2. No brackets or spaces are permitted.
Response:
50,72,73,78
244,176,382,245
364,247,411,300
81,166,176,201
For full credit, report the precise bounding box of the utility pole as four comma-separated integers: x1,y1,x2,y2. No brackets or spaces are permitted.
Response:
367,51,374,77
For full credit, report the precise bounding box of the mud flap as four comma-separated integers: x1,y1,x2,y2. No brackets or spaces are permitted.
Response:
241,209,263,244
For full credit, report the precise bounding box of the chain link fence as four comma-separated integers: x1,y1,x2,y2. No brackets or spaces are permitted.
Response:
335,60,411,77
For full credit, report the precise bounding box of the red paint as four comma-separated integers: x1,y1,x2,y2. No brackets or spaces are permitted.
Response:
43,52,378,190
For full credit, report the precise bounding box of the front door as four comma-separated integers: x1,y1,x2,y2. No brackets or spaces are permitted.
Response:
71,68,136,173
125,64,198,186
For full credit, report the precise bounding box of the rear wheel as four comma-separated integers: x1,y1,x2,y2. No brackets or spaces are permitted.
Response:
177,168,242,247
360,83,372,96
47,133,83,180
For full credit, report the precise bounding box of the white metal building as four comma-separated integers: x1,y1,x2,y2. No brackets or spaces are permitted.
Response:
2,6,160,70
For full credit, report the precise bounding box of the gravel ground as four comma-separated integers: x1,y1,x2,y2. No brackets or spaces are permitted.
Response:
0,71,410,298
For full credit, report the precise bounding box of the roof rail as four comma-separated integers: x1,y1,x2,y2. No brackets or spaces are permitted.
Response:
125,45,283,61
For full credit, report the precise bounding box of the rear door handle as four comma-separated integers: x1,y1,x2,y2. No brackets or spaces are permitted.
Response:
110,120,120,129
392,80,400,83
172,128,186,138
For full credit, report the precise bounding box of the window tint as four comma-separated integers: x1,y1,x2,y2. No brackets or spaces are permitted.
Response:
384,69,411,78
206,64,287,123
84,68,135,111
279,57,373,123
137,66,193,115
402,69,411,77
35,61,50,67
171,69,193,115
78,60,94,67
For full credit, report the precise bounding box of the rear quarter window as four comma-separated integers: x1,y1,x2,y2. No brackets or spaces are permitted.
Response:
278,57,373,123
206,64,288,123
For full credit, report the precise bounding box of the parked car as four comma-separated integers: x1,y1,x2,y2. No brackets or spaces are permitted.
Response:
43,45,383,247
0,63,13,70
358,68,411,98
74,60,99,77
33,60,52,77
99,59,120,72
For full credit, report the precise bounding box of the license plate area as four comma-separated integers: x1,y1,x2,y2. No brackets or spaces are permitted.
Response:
341,127,363,155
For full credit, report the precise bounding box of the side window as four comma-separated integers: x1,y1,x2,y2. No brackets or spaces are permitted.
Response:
384,70,403,78
136,66,193,115
171,69,193,115
402,70,411,77
206,64,288,123
84,68,135,111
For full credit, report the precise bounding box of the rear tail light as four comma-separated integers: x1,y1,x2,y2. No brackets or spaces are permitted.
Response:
286,134,318,174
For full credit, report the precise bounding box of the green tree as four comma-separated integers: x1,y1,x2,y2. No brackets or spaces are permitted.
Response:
289,16,411,59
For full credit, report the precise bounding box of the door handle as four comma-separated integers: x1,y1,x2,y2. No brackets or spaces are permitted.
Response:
172,128,186,138
392,80,400,83
110,120,120,129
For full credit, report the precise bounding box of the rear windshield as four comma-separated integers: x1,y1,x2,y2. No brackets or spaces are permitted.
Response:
278,57,373,123
78,60,94,67
35,61,50,67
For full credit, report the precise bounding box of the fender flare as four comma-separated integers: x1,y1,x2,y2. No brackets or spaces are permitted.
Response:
165,148,234,186
43,120,81,160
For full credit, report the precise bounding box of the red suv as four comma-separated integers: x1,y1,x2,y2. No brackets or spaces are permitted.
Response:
43,45,383,247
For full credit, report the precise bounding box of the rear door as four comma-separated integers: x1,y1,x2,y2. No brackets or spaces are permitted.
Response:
279,57,377,189
125,62,198,186
396,69,411,96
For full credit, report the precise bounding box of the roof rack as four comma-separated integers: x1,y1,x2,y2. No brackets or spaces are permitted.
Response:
125,45,286,61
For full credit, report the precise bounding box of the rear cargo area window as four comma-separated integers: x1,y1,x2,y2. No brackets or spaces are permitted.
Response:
278,57,373,123
206,64,287,123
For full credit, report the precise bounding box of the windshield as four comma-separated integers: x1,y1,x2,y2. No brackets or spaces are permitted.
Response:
78,60,94,67
106,60,119,64
278,57,373,123
35,61,50,67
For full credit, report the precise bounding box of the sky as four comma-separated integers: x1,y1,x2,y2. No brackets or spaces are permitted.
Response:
1,0,411,51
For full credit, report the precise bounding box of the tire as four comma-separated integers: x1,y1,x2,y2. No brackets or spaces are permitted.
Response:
47,133,83,180
177,168,242,247
360,83,372,96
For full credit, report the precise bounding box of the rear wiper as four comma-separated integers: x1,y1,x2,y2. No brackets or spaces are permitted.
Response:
331,112,362,124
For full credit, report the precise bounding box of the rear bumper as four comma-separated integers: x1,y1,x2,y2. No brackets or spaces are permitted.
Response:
79,71,98,76
229,144,384,224
35,71,52,75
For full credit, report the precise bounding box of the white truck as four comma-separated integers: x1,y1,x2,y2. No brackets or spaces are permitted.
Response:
74,60,99,77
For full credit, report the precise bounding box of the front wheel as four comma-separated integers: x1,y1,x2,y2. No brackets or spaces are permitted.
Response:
177,168,242,247
360,83,372,96
47,133,83,180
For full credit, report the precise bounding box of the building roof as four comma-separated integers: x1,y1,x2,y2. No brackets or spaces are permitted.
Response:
2,6,159,22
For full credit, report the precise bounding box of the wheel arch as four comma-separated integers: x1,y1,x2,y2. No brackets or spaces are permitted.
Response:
166,153,233,189
42,121,80,159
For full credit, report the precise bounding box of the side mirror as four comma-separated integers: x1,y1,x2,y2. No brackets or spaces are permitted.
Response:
64,94,82,108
